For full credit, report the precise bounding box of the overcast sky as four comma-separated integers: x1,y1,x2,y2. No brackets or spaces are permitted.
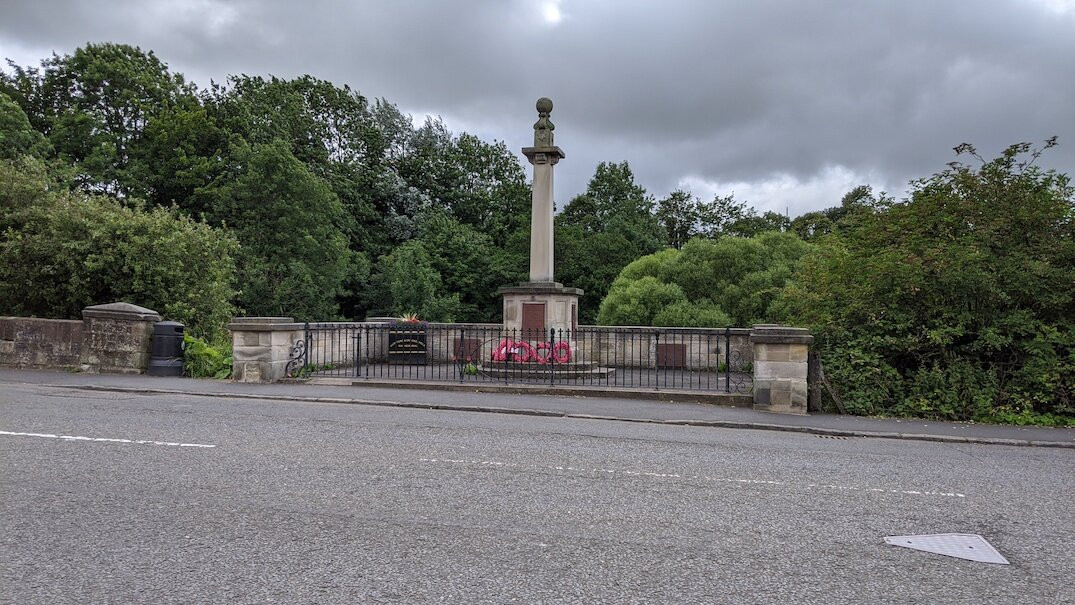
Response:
2,0,1073,215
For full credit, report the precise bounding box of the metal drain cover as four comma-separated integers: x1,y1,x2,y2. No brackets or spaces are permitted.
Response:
884,533,1009,564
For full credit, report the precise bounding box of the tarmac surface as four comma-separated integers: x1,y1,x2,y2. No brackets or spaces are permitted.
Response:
0,369,1070,447
1,371,1072,604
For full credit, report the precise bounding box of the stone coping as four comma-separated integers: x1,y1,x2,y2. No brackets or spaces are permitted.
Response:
521,145,565,160
1,316,82,326
228,317,303,332
750,325,814,345
82,302,161,322
496,281,584,296
227,319,753,336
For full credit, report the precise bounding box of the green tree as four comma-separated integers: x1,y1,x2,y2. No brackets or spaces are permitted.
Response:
370,240,461,322
556,161,664,322
789,185,888,241
727,210,790,237
782,140,1074,422
0,158,238,338
0,92,48,159
2,43,193,195
599,232,812,327
656,189,702,249
414,211,525,322
193,140,351,320
127,105,230,210
697,194,749,237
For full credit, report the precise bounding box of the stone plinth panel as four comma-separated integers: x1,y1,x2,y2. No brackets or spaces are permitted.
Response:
498,282,582,344
80,302,161,374
228,317,304,383
750,324,813,415
0,317,83,369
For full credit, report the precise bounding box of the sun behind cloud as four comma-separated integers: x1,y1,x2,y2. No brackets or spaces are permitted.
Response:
541,0,563,25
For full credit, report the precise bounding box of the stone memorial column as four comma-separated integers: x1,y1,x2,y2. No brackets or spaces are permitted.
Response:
498,98,582,346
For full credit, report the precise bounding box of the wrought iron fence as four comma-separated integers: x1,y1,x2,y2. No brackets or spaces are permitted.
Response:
287,322,752,394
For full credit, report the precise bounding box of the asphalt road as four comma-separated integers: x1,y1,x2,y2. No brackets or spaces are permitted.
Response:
1,382,1073,604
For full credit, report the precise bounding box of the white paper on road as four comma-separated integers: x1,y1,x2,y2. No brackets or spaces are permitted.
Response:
884,533,1009,564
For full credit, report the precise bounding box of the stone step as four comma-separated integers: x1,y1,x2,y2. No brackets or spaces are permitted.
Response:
476,363,616,380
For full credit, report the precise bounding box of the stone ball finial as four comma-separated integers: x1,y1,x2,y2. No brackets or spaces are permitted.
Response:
536,97,553,115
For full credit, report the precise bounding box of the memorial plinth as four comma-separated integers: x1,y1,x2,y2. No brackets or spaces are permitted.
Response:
497,281,582,340
490,97,598,380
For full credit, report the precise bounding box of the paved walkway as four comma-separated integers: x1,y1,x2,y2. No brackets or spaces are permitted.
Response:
1,368,1071,447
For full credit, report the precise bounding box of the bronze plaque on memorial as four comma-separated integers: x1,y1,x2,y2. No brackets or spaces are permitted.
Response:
388,324,428,364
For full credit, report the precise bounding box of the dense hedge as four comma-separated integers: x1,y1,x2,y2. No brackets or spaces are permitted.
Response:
0,158,239,339
781,143,1074,423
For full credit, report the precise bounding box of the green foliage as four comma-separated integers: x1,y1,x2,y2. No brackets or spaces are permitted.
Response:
557,162,665,322
2,43,193,195
655,189,700,249
599,232,812,327
182,333,232,379
0,92,49,159
789,185,887,241
597,277,690,326
193,139,350,320
129,105,229,208
371,240,461,322
0,158,238,338
784,140,1074,422
413,210,524,322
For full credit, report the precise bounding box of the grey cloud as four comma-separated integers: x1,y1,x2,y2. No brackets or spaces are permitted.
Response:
1,0,1072,212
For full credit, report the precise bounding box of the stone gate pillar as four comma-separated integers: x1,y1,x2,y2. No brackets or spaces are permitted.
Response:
228,317,305,383
750,325,814,414
80,302,161,373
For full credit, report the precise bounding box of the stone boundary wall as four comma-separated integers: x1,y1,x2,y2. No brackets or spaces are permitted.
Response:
577,326,751,371
241,321,755,375
0,302,163,374
0,317,83,369
229,318,814,415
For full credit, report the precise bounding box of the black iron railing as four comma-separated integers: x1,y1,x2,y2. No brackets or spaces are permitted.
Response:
288,323,752,394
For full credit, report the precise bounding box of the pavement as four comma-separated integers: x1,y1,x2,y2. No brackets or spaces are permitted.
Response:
0,368,1071,448
2,376,1073,604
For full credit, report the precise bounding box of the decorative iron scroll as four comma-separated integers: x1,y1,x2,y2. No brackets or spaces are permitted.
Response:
284,338,307,378
728,349,754,394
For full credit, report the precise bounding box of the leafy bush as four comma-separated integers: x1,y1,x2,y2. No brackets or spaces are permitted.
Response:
182,333,232,379
598,231,811,327
597,276,689,326
192,140,351,321
370,240,461,322
785,141,1074,422
0,158,239,339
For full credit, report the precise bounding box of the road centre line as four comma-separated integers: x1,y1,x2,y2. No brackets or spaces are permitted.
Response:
418,457,965,499
0,430,215,448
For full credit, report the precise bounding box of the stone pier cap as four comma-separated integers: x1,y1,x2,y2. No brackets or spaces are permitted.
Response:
82,301,161,322
496,281,583,296
749,324,814,345
227,317,304,331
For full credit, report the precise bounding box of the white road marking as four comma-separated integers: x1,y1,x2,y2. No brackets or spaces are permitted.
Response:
418,457,965,499
0,430,215,448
